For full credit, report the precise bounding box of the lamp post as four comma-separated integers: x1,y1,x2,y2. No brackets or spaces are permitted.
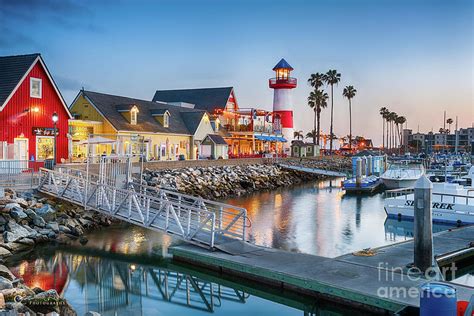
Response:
52,112,58,166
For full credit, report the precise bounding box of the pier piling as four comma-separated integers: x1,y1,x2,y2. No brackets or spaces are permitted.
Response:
355,158,362,186
413,174,433,272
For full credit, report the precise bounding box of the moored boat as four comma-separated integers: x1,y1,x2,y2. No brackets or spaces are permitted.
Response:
384,182,474,224
380,162,425,189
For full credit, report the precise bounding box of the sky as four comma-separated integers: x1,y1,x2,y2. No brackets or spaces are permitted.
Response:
0,0,472,145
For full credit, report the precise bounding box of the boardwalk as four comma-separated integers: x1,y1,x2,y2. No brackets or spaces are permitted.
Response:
278,163,347,177
37,168,247,248
171,225,474,313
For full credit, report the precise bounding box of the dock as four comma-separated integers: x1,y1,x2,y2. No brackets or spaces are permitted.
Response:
170,225,474,314
278,163,347,177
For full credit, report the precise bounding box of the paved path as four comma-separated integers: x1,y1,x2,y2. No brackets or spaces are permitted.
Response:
278,163,347,177
171,225,474,313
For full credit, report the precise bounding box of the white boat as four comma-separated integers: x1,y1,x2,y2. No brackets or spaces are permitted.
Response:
384,182,474,224
380,162,425,189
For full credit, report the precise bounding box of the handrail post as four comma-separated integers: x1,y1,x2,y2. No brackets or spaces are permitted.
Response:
242,209,247,241
210,215,215,248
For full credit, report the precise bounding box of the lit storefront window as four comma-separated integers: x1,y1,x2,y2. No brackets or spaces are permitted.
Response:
36,137,54,160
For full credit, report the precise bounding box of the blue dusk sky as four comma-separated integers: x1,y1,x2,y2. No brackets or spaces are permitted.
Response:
0,0,472,144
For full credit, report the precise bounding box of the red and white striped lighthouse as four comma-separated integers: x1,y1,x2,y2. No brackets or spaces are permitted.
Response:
269,58,297,151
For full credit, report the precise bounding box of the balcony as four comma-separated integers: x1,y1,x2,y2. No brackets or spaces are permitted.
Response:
269,77,297,89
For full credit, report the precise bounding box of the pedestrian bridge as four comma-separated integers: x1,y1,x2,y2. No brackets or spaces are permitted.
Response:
37,167,248,249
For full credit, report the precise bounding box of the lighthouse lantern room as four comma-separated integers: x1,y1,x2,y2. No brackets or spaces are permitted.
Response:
269,58,297,153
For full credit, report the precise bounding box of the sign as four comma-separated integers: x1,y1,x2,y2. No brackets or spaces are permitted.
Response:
32,127,58,136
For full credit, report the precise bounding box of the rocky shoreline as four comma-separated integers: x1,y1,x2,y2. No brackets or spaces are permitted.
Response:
143,163,327,200
0,188,114,315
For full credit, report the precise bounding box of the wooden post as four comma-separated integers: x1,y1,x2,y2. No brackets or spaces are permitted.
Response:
414,174,433,272
355,158,362,187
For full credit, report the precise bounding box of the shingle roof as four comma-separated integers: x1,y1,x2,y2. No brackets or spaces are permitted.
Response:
205,134,228,145
0,53,40,107
152,87,233,113
273,58,293,71
81,90,206,135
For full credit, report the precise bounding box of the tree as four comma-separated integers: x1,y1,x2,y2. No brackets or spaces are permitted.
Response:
293,130,304,140
379,107,388,149
307,73,326,145
312,89,328,146
446,118,453,134
323,69,341,154
389,112,398,150
306,130,317,140
307,73,325,90
307,91,318,144
395,116,406,152
342,85,357,150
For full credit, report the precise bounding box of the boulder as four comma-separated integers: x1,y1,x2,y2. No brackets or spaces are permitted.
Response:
0,277,12,290
2,203,22,213
3,222,30,243
14,198,28,208
58,225,72,234
32,216,46,228
0,247,12,258
36,204,56,222
46,222,59,233
0,266,14,281
10,209,27,221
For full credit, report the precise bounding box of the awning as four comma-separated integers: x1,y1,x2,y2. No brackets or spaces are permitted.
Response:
77,136,116,145
276,136,287,142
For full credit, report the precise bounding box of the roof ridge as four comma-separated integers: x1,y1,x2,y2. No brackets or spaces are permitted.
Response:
154,86,233,92
0,53,40,59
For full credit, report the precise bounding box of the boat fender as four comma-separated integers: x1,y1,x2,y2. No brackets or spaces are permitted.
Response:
456,220,462,227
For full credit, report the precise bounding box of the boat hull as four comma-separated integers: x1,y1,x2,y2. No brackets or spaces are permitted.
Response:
384,198,474,224
381,178,418,189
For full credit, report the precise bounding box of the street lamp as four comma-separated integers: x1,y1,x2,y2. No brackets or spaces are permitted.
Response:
52,112,58,166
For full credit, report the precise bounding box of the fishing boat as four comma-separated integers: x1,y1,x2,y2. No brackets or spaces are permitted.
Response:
384,182,474,224
380,162,425,189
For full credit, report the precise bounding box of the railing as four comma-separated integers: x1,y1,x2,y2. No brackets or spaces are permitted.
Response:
0,160,46,188
385,187,474,205
269,77,297,87
37,168,248,247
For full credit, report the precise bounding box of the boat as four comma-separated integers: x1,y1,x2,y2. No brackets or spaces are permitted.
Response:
342,175,382,194
380,162,425,189
384,182,474,224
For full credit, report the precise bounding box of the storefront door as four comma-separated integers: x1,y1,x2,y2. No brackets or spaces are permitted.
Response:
14,138,28,161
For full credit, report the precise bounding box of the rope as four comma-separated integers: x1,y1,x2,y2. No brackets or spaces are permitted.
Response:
352,248,378,257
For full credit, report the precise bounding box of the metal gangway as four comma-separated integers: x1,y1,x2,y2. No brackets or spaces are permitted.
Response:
37,154,248,249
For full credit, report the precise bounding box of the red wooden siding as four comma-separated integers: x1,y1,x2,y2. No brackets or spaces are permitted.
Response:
0,60,70,161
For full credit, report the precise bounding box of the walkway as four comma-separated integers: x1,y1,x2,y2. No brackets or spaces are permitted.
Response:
278,163,347,177
37,168,247,248
170,225,474,313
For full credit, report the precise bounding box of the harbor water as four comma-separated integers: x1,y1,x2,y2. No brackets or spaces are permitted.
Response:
7,178,468,315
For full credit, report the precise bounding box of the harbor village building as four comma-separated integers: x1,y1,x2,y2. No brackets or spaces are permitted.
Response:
152,86,287,157
69,90,226,161
0,54,72,164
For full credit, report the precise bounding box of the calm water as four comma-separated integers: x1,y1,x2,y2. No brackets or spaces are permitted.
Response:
7,178,467,315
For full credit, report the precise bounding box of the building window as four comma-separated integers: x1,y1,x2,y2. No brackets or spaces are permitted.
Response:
163,113,169,128
36,136,54,160
30,78,42,98
130,106,138,125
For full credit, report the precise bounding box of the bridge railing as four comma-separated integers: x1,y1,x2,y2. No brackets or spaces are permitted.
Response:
37,168,247,247
131,182,248,241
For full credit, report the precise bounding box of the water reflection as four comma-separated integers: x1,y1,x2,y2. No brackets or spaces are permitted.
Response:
8,248,372,316
226,178,456,257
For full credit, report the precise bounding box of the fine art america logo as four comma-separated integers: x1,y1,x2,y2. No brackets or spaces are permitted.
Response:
376,262,458,299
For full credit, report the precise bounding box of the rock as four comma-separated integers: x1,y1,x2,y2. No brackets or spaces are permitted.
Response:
24,209,37,218
17,238,35,246
0,247,12,258
36,204,56,222
10,209,27,221
3,242,30,253
0,292,4,309
14,198,28,208
35,289,59,300
2,203,21,212
46,222,59,233
0,265,15,281
3,222,30,243
32,216,46,228
58,225,72,234
79,237,88,245
85,312,101,316
0,277,12,290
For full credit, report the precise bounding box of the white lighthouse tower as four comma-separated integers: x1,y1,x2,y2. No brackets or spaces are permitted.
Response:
269,58,297,153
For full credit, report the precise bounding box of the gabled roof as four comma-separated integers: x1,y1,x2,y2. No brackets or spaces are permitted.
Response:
0,53,39,107
80,90,206,135
152,87,233,113
273,58,293,71
0,53,72,118
205,134,228,145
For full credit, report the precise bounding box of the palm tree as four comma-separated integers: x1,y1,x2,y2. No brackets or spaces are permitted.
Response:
306,130,317,140
395,116,406,152
323,69,341,154
342,86,357,150
307,91,318,144
389,112,398,150
314,89,328,146
293,130,304,140
308,73,325,90
446,118,453,134
379,107,388,150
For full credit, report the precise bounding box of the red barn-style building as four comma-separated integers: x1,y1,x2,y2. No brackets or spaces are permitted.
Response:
0,54,72,163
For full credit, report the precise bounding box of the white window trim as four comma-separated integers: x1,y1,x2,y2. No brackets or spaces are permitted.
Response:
163,113,169,128
130,109,138,125
30,77,42,98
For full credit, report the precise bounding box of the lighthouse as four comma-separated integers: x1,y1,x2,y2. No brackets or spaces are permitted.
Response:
269,58,297,152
